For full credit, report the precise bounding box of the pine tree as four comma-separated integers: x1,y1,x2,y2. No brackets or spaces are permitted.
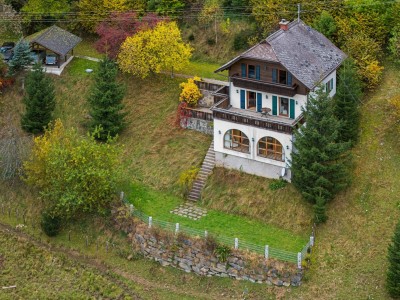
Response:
291,86,351,222
387,220,400,298
88,58,126,140
313,194,327,224
8,39,33,75
334,59,363,146
21,63,55,134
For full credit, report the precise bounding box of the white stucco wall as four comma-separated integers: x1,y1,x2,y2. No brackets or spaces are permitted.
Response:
228,81,307,120
213,119,293,170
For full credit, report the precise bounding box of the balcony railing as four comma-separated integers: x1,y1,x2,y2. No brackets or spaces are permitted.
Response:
181,106,213,121
211,98,303,134
231,76,298,97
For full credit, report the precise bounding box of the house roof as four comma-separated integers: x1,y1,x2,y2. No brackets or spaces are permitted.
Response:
216,20,346,90
25,25,82,57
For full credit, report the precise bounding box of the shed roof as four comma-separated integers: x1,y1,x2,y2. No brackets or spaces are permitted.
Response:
216,20,346,90
25,25,82,57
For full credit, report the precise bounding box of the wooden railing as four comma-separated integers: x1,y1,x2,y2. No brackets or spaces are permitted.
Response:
231,76,298,97
181,106,213,121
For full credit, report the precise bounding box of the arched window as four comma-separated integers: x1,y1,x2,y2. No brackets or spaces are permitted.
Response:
258,137,284,161
224,129,249,153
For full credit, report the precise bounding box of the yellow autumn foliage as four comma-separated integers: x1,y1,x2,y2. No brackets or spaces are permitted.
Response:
118,21,192,78
179,76,202,107
389,95,400,121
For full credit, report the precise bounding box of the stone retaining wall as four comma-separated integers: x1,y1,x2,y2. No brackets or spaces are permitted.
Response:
112,205,303,287
180,118,213,135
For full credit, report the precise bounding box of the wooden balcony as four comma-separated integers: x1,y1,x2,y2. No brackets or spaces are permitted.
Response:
231,76,298,97
211,98,304,135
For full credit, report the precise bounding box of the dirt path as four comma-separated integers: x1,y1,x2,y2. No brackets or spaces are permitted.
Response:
0,222,218,300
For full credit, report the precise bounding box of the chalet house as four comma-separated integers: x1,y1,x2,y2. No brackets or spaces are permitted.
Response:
212,19,346,180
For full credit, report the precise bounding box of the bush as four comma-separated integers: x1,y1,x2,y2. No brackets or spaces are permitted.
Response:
179,77,202,107
207,38,216,46
178,166,200,196
269,178,287,191
214,244,231,262
233,32,250,51
40,211,62,237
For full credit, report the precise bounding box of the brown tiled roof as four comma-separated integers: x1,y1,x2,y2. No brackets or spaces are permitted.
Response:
25,25,82,56
216,20,346,90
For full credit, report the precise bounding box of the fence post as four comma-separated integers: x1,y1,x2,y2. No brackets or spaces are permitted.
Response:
297,252,302,269
204,230,208,238
265,245,269,259
129,204,134,214
175,223,180,234
120,191,125,202
234,238,239,250
148,216,152,228
310,236,314,247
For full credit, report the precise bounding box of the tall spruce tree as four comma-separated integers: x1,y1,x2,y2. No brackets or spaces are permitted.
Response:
291,86,351,223
8,39,33,75
334,59,363,146
88,58,126,140
387,220,400,298
21,63,55,134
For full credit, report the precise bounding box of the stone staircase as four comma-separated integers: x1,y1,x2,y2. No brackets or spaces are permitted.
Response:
187,141,215,202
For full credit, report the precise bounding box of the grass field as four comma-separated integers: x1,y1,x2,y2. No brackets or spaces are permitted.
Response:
129,183,307,251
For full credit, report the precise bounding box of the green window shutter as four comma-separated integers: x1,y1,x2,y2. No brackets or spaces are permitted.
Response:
257,93,262,112
241,63,246,78
272,96,278,115
289,98,295,119
272,68,277,83
256,65,261,80
240,90,246,109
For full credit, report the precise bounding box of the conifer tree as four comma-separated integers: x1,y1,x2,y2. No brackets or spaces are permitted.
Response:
387,220,400,298
21,63,55,134
88,58,126,140
8,39,33,75
334,59,363,146
291,86,351,223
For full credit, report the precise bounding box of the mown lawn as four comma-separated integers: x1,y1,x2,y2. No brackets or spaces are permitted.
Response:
129,183,308,252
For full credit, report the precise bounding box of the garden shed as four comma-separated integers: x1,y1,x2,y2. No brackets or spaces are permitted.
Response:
25,25,81,71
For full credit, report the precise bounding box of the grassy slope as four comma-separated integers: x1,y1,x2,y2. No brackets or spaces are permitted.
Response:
292,64,400,299
0,230,131,299
203,168,313,235
130,183,307,251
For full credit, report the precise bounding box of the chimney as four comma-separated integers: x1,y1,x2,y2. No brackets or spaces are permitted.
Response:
279,19,290,31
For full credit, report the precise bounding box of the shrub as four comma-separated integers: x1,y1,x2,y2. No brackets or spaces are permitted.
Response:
214,244,231,262
179,77,202,107
233,30,254,51
269,178,287,191
204,235,218,253
207,38,216,46
389,95,400,122
178,166,200,196
40,211,62,237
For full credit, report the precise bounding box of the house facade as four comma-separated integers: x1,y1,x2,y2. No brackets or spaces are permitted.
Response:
212,19,346,180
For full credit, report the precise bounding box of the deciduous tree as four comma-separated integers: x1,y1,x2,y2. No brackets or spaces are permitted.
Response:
291,86,351,223
95,12,163,59
118,21,192,78
21,63,55,134
23,119,122,219
87,58,126,140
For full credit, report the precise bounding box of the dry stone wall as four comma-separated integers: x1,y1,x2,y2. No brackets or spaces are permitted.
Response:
112,205,303,287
